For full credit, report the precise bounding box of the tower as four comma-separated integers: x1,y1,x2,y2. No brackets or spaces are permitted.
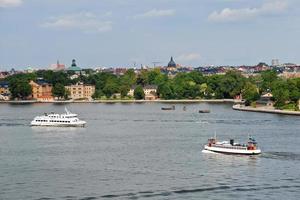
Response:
168,57,176,68
71,59,77,67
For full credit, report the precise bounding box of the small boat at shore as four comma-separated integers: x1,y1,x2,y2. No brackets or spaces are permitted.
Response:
161,105,175,110
203,136,261,155
199,109,210,113
30,108,86,127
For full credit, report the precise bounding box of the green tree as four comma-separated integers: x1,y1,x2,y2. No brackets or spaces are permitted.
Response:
187,71,206,84
9,79,32,100
260,70,278,92
36,70,71,86
52,83,67,99
219,71,246,98
158,83,174,99
92,90,104,99
242,82,260,105
287,79,300,103
136,70,149,86
199,83,208,98
120,85,130,98
134,85,145,100
103,81,119,98
272,80,290,108
120,69,136,86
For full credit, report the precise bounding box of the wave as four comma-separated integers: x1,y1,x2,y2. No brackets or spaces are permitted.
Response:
262,152,300,161
98,183,300,199
100,186,231,199
0,123,26,127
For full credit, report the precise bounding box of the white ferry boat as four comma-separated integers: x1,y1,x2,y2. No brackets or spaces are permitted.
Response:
203,136,261,155
31,108,86,127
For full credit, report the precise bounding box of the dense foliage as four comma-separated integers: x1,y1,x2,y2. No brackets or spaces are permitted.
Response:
52,83,68,99
5,73,35,99
2,69,300,110
133,85,145,100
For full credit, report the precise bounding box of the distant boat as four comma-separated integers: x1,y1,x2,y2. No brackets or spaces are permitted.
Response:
161,105,175,110
199,109,210,113
202,136,261,155
30,107,86,127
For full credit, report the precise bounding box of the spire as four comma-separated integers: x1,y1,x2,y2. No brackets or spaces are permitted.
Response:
168,56,176,67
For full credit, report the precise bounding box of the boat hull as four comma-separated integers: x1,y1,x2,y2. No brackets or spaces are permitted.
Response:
30,121,86,127
204,145,261,155
199,110,210,113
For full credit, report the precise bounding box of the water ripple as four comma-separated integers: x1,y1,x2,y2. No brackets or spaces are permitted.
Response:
262,152,300,161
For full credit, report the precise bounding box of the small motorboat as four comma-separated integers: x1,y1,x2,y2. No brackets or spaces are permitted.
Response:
202,136,261,155
199,109,210,113
161,105,175,110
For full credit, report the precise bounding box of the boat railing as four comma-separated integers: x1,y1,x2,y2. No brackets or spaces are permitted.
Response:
212,144,247,150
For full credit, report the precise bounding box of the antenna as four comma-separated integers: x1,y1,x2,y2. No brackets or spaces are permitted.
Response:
65,107,71,114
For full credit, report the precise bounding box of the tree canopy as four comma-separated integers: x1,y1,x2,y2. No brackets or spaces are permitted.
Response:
3,68,300,110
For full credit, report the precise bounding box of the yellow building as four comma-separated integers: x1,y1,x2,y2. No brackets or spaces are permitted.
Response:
29,80,54,101
0,82,10,100
65,83,95,100
128,85,158,100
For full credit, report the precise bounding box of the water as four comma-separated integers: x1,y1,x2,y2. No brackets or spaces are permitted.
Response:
0,103,300,200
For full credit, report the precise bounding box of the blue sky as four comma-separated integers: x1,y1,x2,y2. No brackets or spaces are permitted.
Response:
1,0,300,69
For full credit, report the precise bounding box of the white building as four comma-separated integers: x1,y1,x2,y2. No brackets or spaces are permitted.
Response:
271,59,280,66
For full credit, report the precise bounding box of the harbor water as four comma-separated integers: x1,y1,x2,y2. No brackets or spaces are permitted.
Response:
0,103,300,200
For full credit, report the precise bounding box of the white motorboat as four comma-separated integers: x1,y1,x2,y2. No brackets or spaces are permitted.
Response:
31,108,86,127
203,136,261,155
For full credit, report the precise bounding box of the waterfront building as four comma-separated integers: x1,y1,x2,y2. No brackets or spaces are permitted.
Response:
256,93,274,107
0,81,10,100
29,80,54,101
65,83,95,101
128,85,158,100
144,85,158,100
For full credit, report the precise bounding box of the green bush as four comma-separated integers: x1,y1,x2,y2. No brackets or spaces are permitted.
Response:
280,103,296,111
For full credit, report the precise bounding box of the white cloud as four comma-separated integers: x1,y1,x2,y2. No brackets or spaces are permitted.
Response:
0,0,22,8
208,0,288,22
177,53,201,62
134,9,175,19
41,12,112,33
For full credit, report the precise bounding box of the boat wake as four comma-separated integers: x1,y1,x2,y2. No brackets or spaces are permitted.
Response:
262,152,300,161
0,122,27,127
98,184,300,199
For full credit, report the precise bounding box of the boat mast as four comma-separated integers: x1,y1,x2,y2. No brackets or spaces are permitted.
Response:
65,107,71,114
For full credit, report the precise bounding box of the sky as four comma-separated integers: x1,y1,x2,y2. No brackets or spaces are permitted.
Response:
1,0,300,69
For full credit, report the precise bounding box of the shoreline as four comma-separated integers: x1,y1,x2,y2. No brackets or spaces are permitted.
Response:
232,104,300,116
0,99,243,104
